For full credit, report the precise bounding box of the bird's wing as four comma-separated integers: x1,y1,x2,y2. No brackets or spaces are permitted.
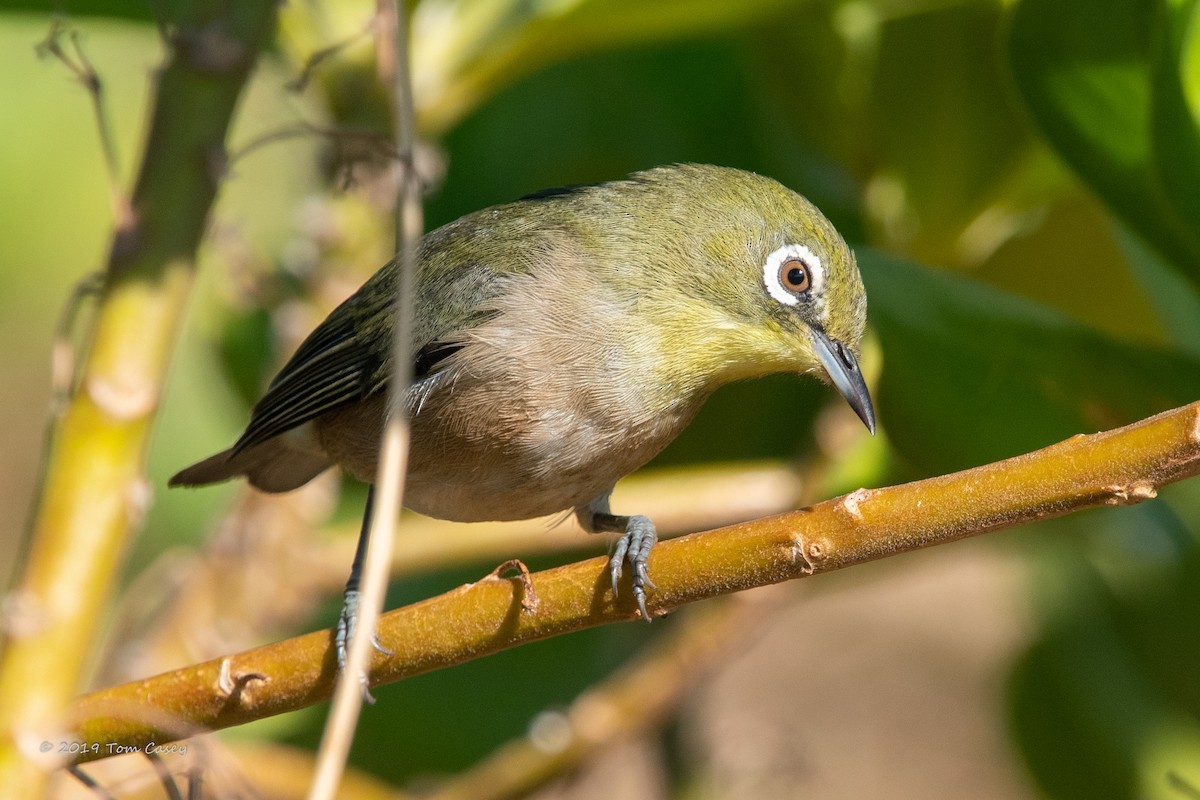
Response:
231,312,380,453
231,259,498,455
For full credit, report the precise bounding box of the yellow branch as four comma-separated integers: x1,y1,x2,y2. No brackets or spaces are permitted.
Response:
67,400,1200,762
0,5,279,796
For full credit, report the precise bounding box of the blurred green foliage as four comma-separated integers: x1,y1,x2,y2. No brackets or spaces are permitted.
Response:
4,0,1200,796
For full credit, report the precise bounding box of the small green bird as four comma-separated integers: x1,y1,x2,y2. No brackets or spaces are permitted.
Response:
172,163,873,642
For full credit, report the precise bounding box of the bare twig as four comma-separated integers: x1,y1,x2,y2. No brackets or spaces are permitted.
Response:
67,401,1200,760
146,751,184,800
36,20,133,228
66,764,117,800
50,273,105,411
227,122,396,170
286,17,376,93
229,743,405,799
18,272,105,564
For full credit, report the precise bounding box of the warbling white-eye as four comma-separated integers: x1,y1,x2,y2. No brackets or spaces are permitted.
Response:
172,163,874,649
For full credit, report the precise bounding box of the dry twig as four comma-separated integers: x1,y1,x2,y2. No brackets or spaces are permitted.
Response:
307,1,423,798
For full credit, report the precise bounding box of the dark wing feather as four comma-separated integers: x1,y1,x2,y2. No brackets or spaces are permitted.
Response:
231,315,468,455
230,246,510,455
413,341,464,376
232,314,382,454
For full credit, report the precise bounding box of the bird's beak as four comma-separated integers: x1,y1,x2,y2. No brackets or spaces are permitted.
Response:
810,327,876,434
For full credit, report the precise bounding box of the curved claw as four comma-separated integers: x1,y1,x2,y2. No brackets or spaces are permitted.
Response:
371,634,394,658
634,561,657,591
609,537,629,597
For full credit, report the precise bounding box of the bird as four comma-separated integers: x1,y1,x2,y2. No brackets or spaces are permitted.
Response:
171,163,874,654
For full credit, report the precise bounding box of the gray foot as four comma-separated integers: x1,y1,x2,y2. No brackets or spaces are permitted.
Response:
593,512,658,620
335,589,393,703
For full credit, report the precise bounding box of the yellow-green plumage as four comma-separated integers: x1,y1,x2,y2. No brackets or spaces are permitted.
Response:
172,163,872,616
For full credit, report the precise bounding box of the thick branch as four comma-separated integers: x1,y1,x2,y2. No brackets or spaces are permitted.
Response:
68,401,1200,762
0,3,278,794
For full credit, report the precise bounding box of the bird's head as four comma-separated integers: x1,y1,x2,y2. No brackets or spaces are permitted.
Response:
633,165,874,433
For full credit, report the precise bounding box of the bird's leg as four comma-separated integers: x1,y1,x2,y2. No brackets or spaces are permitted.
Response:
335,485,393,702
578,495,657,620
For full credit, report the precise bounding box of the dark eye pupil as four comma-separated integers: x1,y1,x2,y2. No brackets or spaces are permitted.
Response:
784,263,809,290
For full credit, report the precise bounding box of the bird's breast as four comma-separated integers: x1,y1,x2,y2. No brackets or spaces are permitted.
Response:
401,351,702,522
404,265,703,522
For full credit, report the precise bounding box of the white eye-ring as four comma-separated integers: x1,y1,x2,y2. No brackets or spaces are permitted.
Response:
763,243,824,307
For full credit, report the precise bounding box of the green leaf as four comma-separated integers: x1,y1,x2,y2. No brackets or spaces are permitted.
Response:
1007,0,1200,290
1151,0,1200,238
870,3,1031,260
1116,224,1200,356
860,249,1200,475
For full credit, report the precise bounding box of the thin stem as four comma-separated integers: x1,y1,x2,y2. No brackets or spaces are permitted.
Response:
35,21,132,226
306,1,422,798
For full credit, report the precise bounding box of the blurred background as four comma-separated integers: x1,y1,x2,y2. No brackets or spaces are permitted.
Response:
3,0,1200,797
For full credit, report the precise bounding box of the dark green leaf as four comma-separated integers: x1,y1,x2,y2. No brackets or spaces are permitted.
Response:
1151,0,1200,239
861,249,1200,475
1117,224,1200,356
1007,0,1200,289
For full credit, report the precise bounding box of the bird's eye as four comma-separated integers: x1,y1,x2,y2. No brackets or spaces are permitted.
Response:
763,243,824,307
780,259,811,293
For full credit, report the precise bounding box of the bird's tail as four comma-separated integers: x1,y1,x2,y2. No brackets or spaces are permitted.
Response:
169,438,331,493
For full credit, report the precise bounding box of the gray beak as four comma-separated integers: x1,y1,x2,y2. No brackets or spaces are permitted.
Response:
810,327,876,434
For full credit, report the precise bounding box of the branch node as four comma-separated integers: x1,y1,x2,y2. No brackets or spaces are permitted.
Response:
216,658,269,699
528,709,574,753
84,375,158,421
18,727,71,770
125,477,154,530
838,487,872,521
1102,482,1157,506
788,536,819,575
175,21,250,74
0,590,49,638
806,540,827,563
487,559,540,613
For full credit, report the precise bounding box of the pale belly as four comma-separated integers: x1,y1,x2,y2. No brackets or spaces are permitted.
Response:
315,375,703,523
405,392,702,522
